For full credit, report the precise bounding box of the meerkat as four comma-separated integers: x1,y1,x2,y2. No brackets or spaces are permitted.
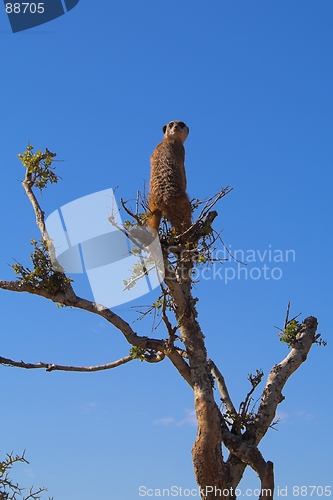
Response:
148,120,192,234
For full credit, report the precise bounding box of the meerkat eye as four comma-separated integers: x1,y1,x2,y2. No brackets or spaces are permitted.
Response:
178,122,186,128
169,122,174,128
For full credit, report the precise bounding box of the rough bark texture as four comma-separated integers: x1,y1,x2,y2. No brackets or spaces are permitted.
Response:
164,252,230,499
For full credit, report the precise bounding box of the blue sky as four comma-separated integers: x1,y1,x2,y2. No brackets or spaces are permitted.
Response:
1,1,332,498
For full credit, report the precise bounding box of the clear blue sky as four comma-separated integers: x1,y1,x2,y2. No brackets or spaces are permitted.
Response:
1,1,332,498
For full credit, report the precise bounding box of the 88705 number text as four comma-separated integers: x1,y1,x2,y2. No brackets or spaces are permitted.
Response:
5,3,45,14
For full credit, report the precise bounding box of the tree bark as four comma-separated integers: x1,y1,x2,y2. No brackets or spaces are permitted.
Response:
164,254,231,499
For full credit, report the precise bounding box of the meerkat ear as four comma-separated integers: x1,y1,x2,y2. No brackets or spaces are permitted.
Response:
162,125,167,134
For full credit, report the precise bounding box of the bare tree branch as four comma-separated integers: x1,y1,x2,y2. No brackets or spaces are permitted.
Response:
252,316,318,444
0,355,133,372
166,349,193,388
0,279,167,352
208,359,237,416
23,163,52,242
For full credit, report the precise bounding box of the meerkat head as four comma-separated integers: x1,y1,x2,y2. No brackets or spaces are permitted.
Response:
162,120,189,143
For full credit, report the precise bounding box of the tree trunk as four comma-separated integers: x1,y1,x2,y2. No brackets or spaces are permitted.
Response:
165,256,232,499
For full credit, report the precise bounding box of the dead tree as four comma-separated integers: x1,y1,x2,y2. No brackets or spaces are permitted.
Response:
0,146,324,500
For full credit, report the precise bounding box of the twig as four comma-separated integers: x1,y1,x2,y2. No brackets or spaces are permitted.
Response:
215,231,247,265
161,288,178,346
274,302,302,332
284,301,291,329
120,197,143,225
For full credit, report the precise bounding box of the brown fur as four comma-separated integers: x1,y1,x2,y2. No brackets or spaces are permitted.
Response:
148,121,192,234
